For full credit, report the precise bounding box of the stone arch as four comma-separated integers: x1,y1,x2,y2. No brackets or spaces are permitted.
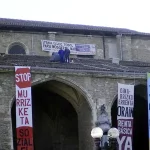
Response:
10,76,96,118
11,76,95,150
6,42,29,54
32,76,95,112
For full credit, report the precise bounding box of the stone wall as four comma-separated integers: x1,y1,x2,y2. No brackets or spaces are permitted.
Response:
0,31,47,56
0,69,146,150
0,72,15,150
104,36,118,59
131,36,150,62
122,36,132,61
0,31,119,60
117,35,150,62
1,30,150,62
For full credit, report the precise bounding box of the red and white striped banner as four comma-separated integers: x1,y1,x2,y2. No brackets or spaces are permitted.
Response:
15,66,34,150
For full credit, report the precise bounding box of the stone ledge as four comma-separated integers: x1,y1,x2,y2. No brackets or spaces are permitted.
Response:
0,65,146,79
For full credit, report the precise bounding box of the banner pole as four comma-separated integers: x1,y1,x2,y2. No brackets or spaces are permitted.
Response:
147,73,150,150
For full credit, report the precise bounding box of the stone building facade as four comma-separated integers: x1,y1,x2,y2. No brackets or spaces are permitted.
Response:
0,18,149,150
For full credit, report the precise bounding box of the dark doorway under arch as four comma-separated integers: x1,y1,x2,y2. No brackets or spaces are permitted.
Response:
11,85,79,150
8,45,26,54
111,95,149,150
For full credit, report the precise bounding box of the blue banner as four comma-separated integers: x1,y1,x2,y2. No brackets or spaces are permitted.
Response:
147,73,150,150
75,44,90,52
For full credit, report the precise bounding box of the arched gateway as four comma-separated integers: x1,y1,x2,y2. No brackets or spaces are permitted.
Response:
11,79,93,150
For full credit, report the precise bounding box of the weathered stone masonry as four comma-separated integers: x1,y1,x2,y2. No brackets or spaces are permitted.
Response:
0,18,150,62
0,66,146,150
0,31,150,62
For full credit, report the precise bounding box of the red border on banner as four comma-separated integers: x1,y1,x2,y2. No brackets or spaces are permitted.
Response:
15,67,34,150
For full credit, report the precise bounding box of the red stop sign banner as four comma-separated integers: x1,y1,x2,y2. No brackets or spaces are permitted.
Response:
15,67,31,88
15,66,34,150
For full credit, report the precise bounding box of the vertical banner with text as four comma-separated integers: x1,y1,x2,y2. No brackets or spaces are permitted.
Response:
147,73,150,150
117,83,134,150
15,66,34,150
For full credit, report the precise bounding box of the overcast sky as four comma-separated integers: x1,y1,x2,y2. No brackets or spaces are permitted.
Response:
0,0,150,33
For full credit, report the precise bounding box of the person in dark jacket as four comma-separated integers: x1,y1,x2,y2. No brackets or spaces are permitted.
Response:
58,48,65,63
64,47,70,63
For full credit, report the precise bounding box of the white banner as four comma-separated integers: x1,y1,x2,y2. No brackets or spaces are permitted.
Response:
15,66,34,150
117,83,134,150
41,40,96,55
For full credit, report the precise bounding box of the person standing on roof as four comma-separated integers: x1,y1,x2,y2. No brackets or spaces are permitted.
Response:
64,47,70,63
50,52,60,62
58,47,65,63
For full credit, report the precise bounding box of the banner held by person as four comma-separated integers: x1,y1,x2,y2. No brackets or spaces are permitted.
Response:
41,40,96,55
15,66,34,150
117,83,134,150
